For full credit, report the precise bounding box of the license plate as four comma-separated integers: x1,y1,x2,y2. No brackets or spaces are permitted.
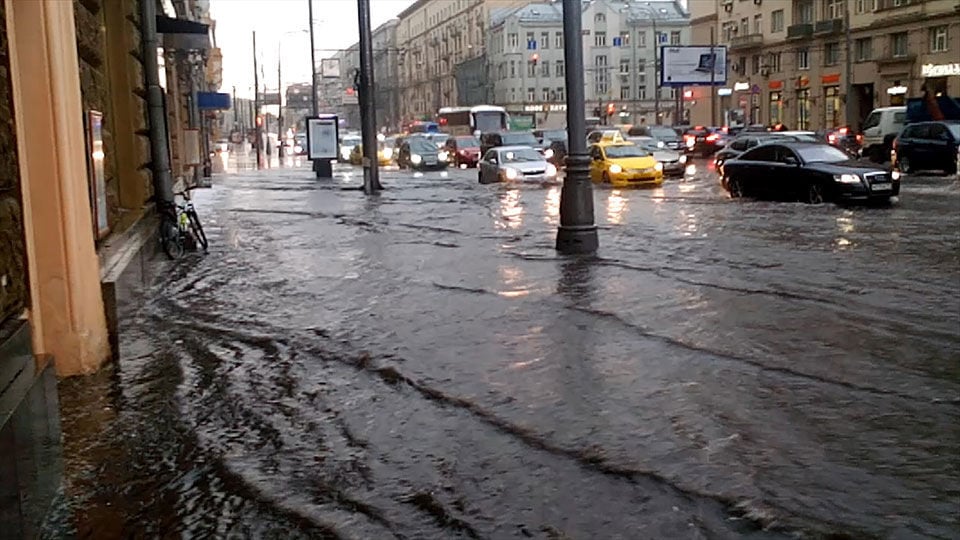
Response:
871,182,891,191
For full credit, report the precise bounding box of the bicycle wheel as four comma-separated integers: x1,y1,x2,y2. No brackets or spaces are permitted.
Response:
187,209,208,252
161,220,184,259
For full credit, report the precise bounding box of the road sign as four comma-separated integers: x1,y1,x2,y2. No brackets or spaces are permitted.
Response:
751,84,761,94
658,33,668,45
613,36,623,47
527,39,537,50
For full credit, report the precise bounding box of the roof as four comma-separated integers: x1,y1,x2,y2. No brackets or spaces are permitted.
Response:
495,145,541,152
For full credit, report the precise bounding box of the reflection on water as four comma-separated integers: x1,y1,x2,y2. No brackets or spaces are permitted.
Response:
606,190,627,224
498,189,523,229
497,264,529,298
543,186,560,226
678,209,699,237
835,211,855,250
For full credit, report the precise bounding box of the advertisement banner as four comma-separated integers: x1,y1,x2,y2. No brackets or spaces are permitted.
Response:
660,45,727,86
307,115,339,160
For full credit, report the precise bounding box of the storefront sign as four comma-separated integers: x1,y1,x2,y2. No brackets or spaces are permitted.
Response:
821,73,841,84
522,104,567,113
733,82,750,91
886,85,908,95
717,87,732,96
768,80,783,90
921,63,960,77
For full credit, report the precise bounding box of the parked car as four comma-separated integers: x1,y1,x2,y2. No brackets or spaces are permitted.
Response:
589,142,663,187
719,142,899,204
891,120,960,174
628,125,683,150
444,135,482,168
477,145,558,184
480,130,540,157
860,106,906,162
627,136,687,177
397,136,449,170
682,126,728,157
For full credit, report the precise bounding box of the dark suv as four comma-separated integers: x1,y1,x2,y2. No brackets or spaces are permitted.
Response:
892,121,960,174
480,131,540,156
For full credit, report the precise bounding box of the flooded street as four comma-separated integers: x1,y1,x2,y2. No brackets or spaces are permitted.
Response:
55,161,960,539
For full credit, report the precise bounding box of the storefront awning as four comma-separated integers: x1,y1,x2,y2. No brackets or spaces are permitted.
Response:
157,15,210,51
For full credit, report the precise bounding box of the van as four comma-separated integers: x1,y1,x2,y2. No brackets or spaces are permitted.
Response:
860,107,906,162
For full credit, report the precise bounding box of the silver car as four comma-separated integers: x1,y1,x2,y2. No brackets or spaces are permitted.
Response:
478,145,559,184
627,136,687,177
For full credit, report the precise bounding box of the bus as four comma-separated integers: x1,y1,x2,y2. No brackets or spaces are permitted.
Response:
436,105,509,136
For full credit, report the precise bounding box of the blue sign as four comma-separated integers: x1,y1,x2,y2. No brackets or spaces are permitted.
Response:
527,40,537,50
613,36,623,47
197,92,231,110
658,33,668,45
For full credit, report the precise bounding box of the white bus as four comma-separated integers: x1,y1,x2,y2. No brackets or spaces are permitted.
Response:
436,105,509,136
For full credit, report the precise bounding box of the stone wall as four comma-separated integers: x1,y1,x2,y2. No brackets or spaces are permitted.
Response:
0,0,29,329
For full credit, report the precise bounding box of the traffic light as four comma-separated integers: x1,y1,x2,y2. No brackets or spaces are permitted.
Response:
256,115,263,127
606,103,615,115
530,53,539,66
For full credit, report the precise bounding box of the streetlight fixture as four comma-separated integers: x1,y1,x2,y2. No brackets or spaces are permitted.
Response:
556,0,598,254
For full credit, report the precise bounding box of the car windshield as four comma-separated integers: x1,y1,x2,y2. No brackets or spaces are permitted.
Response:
795,145,850,163
501,132,538,145
604,145,649,158
342,136,361,146
542,130,568,141
500,148,543,163
456,136,480,147
650,127,678,140
409,138,436,153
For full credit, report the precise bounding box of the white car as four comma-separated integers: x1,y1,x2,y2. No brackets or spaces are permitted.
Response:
477,145,558,184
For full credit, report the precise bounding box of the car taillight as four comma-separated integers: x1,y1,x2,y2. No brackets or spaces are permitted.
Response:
856,134,863,144
706,134,719,142
839,127,848,135
828,134,837,144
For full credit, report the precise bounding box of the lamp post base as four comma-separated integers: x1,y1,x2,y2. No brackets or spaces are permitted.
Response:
555,153,598,254
556,224,599,254
313,159,332,178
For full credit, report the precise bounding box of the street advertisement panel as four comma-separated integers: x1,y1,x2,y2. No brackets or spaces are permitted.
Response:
307,115,339,160
321,58,341,78
660,45,727,86
85,110,109,239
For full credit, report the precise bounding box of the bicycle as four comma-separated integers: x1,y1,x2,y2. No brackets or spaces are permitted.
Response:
157,187,208,259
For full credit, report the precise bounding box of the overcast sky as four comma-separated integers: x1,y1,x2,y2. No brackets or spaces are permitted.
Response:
212,0,415,98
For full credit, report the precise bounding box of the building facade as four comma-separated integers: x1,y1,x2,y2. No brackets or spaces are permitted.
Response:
488,0,690,127
688,0,960,131
373,19,401,130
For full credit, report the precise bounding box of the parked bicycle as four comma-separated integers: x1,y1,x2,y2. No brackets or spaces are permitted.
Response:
157,187,208,259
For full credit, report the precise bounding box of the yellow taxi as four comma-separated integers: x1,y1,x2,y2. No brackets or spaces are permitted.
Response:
589,142,663,187
349,141,395,166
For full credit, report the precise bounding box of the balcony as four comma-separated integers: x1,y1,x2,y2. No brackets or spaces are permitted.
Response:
786,23,813,40
876,53,917,66
814,18,844,36
729,33,764,51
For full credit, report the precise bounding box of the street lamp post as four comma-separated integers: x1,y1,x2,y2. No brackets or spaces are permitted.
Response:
357,0,382,193
556,0,598,254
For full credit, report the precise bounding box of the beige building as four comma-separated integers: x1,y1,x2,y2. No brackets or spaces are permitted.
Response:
395,0,526,123
688,0,960,131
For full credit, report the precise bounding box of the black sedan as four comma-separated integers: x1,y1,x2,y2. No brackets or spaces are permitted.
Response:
397,136,449,171
719,142,900,204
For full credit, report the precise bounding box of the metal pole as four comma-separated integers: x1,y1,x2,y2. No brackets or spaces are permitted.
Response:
631,19,637,122
556,0,598,254
710,27,717,127
843,0,855,130
140,0,173,203
309,0,319,116
357,0,382,192
278,45,284,167
253,31,262,170
653,18,660,125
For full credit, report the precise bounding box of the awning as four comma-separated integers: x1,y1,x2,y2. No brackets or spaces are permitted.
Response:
157,15,210,51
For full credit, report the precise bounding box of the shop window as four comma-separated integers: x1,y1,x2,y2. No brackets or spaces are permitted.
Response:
769,92,783,125
797,88,811,130
825,86,841,128
891,32,908,57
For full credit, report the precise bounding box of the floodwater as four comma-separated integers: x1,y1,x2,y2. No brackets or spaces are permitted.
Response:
55,159,960,539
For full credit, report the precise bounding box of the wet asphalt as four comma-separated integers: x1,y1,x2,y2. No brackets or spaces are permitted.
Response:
53,156,960,539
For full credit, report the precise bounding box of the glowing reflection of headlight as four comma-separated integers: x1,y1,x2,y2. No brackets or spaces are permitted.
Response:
544,148,554,158
411,154,422,164
504,167,519,180
679,155,687,164
340,148,350,159
657,141,665,148
546,163,558,177
609,164,623,174
891,170,901,181
438,150,449,161
654,162,663,172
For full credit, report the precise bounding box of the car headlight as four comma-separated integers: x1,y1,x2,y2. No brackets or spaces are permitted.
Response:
657,141,665,148
294,145,303,153
654,162,663,172
438,150,449,161
411,153,422,164
686,138,695,148
891,170,901,181
504,167,519,180
544,148,555,159
546,163,558,177
834,173,861,184
382,148,393,159
679,155,687,164
609,164,623,174
340,148,350,159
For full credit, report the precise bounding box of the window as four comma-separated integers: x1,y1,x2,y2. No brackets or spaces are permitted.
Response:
528,60,536,77
855,0,875,13
541,32,550,49
526,32,535,47
771,9,784,32
621,86,631,99
541,61,549,77
753,15,762,34
555,31,563,49
595,31,607,47
824,42,840,65
556,87,565,101
797,48,810,69
594,56,608,95
619,31,630,46
796,0,814,23
638,87,646,99
527,88,535,102
722,22,736,42
855,37,872,61
595,12,606,23
656,31,666,46
930,26,948,53
619,58,630,74
542,88,550,101
743,145,777,162
768,52,782,72
824,0,843,20
797,88,811,130
752,55,761,74
637,31,646,47
510,60,516,77
670,87,679,99
670,31,681,45
740,17,749,35
556,60,565,77
595,55,607,67
508,33,518,49
891,32,908,57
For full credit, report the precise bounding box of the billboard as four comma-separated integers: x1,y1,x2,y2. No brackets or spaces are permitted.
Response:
660,46,727,86
321,58,341,78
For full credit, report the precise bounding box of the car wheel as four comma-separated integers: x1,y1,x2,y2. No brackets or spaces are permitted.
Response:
807,183,825,205
898,155,912,174
728,177,743,198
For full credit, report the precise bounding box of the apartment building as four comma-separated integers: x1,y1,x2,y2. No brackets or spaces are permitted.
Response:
488,0,690,127
395,0,526,123
688,0,960,131
373,19,401,130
